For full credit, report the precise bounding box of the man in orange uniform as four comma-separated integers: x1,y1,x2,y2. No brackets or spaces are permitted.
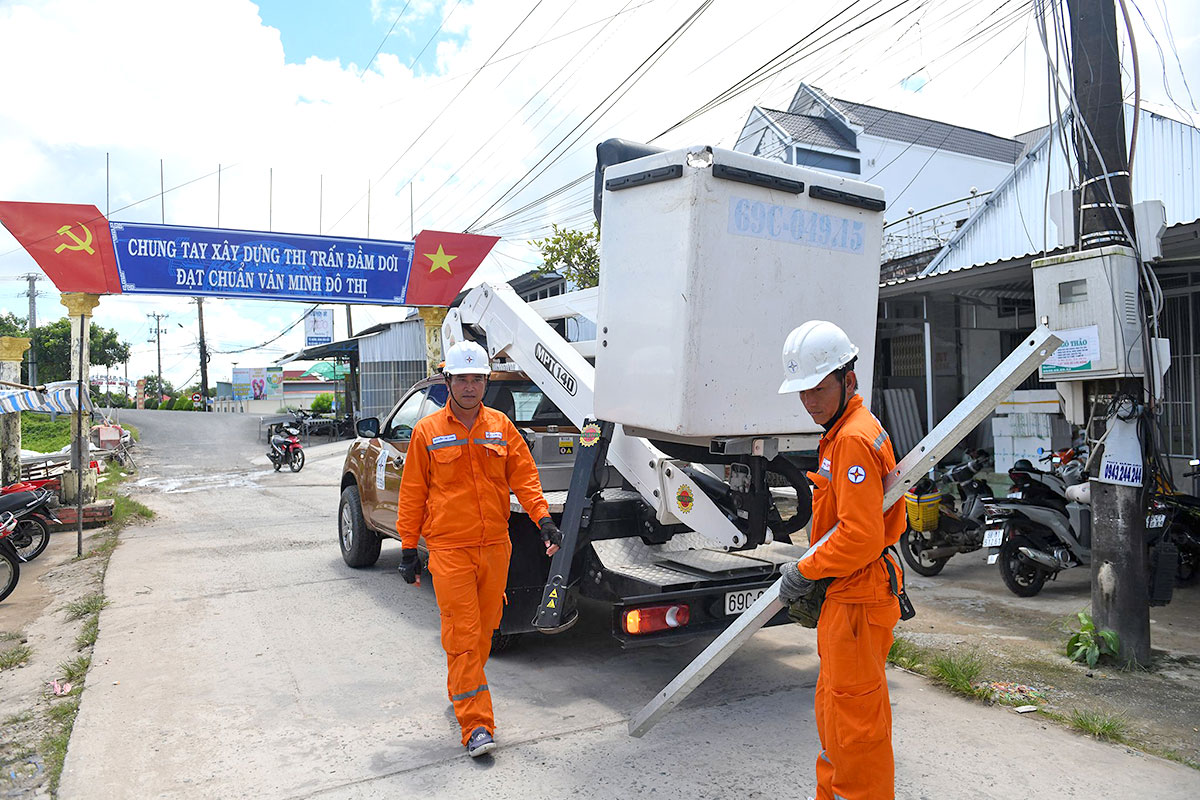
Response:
396,340,561,758
776,320,910,800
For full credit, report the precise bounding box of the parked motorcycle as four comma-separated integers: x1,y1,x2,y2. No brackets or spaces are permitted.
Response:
983,451,1090,597
900,450,993,576
0,489,59,562
267,422,305,473
0,512,23,603
1146,458,1200,587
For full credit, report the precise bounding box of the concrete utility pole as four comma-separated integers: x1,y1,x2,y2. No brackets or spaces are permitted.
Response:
196,299,210,411
20,273,41,385
1067,0,1148,665
147,312,168,401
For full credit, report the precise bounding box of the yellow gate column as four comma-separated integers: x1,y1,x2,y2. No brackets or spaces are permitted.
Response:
418,307,448,378
0,337,32,486
61,292,101,504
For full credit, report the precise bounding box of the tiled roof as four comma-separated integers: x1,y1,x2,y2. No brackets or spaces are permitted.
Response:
834,98,1024,163
759,108,856,151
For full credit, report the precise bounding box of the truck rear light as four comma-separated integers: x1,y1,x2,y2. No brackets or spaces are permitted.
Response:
623,604,691,635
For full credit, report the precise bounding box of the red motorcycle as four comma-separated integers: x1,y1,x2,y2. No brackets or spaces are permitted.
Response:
1,512,22,603
267,423,305,473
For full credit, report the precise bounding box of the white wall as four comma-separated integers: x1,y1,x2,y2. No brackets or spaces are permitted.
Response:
855,135,1015,219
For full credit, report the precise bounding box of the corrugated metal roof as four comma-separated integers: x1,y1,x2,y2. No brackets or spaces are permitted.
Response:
759,108,856,151
920,107,1200,277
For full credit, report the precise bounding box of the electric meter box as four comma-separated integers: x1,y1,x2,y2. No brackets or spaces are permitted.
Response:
1031,246,1144,381
594,145,886,441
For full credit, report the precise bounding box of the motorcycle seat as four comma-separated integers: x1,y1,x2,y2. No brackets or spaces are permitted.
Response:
0,491,41,513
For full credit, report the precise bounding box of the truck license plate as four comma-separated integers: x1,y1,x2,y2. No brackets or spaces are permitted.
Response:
982,528,1004,547
725,588,765,615
1146,514,1166,528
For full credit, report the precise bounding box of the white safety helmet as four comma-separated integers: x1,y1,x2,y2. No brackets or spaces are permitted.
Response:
777,320,859,394
443,341,491,376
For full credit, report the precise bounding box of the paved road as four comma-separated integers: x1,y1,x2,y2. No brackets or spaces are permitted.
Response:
60,411,1200,798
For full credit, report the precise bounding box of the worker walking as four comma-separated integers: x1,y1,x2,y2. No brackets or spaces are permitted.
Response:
776,320,911,800
395,340,562,758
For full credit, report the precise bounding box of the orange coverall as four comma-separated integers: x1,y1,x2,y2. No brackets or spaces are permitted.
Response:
396,403,550,745
798,393,907,800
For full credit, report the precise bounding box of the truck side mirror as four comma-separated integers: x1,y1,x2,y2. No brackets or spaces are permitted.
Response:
356,417,380,439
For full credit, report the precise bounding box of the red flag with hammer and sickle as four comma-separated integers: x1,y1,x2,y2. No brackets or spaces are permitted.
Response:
0,201,122,293
406,230,500,306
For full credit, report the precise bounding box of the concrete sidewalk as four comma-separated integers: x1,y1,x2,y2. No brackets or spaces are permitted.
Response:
57,414,1200,798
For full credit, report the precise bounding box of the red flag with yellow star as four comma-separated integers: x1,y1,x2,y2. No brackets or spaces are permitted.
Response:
0,201,122,293
406,230,499,306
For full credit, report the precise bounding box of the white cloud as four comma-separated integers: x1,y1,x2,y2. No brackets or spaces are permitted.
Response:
0,0,1195,389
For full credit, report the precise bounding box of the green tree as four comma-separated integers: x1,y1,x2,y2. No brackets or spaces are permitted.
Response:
27,318,132,384
530,222,600,288
141,374,175,402
311,392,334,414
0,311,27,338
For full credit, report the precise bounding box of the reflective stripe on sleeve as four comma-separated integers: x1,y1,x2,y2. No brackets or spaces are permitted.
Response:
872,431,889,452
799,523,838,562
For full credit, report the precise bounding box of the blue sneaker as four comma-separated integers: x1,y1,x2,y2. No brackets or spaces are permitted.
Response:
466,727,495,758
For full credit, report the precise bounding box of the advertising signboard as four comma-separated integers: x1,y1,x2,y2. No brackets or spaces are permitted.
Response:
305,308,334,347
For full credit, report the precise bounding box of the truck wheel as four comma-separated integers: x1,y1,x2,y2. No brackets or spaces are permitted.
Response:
491,631,517,654
998,537,1048,597
339,485,381,567
899,528,948,577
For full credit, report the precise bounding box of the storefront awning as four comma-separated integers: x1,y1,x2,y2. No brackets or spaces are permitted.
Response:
0,381,91,415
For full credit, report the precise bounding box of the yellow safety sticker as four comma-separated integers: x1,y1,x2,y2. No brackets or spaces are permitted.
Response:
558,438,574,455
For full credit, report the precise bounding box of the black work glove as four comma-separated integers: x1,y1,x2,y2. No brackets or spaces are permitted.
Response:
779,561,815,604
538,518,562,547
398,548,422,585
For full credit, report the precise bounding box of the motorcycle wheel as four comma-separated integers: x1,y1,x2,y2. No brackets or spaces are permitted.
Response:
899,528,949,577
998,536,1049,597
289,448,305,473
0,548,19,603
1177,546,1199,586
10,517,49,561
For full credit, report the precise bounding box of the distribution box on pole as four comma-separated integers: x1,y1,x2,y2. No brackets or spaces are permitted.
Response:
1031,245,1144,381
594,146,886,441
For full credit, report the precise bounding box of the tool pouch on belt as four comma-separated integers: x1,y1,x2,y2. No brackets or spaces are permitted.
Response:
787,577,833,629
883,547,917,621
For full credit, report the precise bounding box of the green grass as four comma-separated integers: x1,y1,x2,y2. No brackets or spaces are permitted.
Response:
63,593,107,621
75,613,100,650
47,698,79,724
927,649,989,699
41,728,71,794
58,655,90,684
0,643,32,670
0,630,24,641
19,411,71,453
887,637,928,671
1068,708,1130,742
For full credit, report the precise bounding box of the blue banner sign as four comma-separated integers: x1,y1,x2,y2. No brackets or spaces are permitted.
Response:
108,222,414,304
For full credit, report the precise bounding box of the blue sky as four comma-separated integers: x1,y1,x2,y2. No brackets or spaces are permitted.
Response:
255,0,461,73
